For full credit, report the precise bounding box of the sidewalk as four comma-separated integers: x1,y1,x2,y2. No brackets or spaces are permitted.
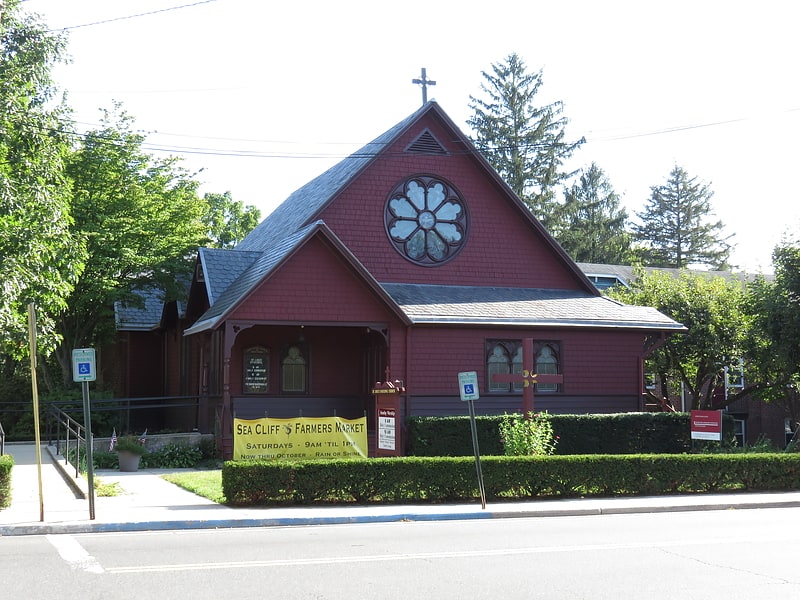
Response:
3,442,800,537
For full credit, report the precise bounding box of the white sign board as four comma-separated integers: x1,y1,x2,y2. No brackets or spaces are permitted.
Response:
72,348,97,382
378,408,396,451
458,371,479,402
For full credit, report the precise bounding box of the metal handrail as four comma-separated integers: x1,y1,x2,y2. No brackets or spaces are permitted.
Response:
48,406,86,479
0,420,5,456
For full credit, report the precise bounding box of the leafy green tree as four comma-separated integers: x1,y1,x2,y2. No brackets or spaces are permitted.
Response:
633,166,733,269
0,1,82,364
467,53,584,229
553,162,633,264
745,242,800,428
201,191,261,249
608,269,758,410
55,104,207,385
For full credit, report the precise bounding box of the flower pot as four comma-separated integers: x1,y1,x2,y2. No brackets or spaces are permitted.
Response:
118,450,142,472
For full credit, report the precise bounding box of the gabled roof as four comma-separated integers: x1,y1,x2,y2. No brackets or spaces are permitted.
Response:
185,221,411,335
198,247,262,304
235,105,428,254
182,102,682,336
115,288,165,331
114,280,190,332
381,283,685,331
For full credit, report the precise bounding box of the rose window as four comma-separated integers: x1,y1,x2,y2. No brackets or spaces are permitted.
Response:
384,175,468,265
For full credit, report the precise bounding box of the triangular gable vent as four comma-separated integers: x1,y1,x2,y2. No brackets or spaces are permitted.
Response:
405,129,448,155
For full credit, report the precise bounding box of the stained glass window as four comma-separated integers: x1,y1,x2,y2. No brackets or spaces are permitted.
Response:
385,175,468,265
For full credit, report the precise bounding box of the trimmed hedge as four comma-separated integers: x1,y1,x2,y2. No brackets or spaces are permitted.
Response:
0,454,13,509
221,453,800,506
406,412,735,456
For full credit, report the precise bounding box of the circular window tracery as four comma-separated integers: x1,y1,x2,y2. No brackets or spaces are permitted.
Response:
384,175,468,265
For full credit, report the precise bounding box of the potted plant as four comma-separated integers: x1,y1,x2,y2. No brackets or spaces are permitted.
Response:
114,435,148,472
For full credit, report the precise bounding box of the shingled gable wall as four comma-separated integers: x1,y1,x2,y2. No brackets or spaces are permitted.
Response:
315,112,588,291
227,235,401,324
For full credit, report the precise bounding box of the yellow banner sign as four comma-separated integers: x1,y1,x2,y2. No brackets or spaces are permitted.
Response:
233,416,368,460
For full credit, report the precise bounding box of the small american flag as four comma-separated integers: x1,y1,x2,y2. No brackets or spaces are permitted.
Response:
109,428,117,451
139,429,147,444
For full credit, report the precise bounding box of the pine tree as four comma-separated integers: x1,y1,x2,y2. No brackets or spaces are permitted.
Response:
633,166,733,269
554,163,632,264
467,53,584,229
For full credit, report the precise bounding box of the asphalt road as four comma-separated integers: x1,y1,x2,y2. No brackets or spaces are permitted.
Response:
3,507,798,599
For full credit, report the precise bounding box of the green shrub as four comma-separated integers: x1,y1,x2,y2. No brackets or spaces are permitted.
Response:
406,412,737,456
0,454,13,508
141,443,202,468
499,412,557,456
220,453,800,506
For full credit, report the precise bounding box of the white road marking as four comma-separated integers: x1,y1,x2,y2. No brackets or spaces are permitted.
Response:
105,533,794,574
47,534,105,574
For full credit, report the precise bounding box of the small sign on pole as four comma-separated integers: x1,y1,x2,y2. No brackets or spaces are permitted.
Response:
458,371,486,509
72,348,97,382
458,371,479,402
72,348,97,519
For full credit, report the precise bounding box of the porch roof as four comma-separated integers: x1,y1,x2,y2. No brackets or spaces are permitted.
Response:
380,283,686,331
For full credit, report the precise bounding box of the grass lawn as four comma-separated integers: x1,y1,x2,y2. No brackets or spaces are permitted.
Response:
162,470,225,503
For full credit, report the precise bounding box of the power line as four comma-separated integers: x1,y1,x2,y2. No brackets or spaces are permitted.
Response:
46,0,219,32
18,104,800,164
585,117,752,143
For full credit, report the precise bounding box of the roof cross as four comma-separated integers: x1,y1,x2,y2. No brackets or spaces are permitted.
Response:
412,68,436,105
491,338,563,417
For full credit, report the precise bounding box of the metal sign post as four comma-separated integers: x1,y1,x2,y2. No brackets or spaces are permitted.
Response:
72,348,97,520
458,371,486,509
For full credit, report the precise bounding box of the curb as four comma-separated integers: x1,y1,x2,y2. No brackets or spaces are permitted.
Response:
4,495,800,537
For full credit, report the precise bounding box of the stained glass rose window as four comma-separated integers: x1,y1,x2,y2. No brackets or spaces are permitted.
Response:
384,175,468,265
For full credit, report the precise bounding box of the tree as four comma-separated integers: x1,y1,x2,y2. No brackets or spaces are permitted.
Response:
201,191,261,249
632,166,733,269
553,162,633,264
608,269,759,410
745,242,800,428
55,104,207,386
0,1,82,364
467,53,584,229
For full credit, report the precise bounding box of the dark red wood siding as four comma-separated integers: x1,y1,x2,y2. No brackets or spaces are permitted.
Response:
399,327,645,417
230,236,401,323
318,116,584,291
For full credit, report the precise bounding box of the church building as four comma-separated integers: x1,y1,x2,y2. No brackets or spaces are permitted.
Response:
116,101,684,458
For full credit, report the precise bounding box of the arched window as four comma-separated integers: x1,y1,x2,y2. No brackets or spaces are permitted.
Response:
487,344,511,392
511,345,524,392
486,339,562,394
535,345,559,393
281,345,307,393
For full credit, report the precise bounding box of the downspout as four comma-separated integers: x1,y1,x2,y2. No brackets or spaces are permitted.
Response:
404,325,412,418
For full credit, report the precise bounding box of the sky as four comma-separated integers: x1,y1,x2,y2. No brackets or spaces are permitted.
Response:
23,0,800,273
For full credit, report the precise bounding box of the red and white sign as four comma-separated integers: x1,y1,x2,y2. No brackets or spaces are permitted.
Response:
691,410,722,441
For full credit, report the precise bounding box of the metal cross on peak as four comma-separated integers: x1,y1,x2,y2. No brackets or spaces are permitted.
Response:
412,68,436,105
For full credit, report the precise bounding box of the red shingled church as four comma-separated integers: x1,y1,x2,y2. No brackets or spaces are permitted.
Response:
113,101,684,458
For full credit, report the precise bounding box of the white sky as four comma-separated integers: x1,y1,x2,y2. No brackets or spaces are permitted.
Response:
25,0,800,273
